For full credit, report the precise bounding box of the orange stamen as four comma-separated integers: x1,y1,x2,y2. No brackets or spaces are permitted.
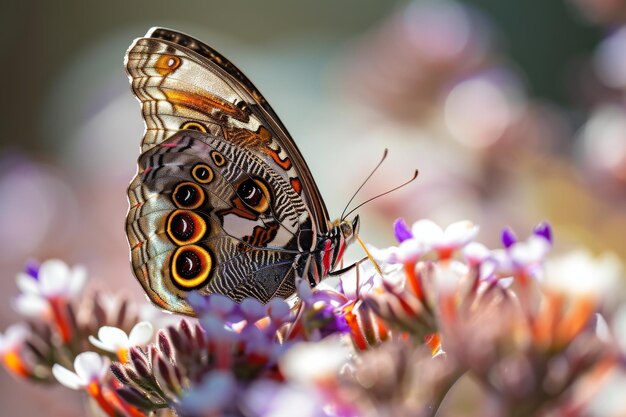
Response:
425,333,442,356
557,297,595,345
87,381,117,417
404,262,423,301
2,350,29,377
343,303,368,350
117,348,130,364
49,298,72,343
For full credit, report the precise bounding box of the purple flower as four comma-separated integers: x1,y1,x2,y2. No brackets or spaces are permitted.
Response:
500,226,517,248
24,260,39,280
533,221,553,244
177,370,238,415
394,218,413,242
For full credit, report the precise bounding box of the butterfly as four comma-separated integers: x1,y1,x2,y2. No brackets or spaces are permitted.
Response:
125,27,360,315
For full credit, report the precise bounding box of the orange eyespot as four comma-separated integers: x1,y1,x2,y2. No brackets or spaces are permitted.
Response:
155,55,181,76
237,178,271,213
172,182,205,209
170,245,213,289
192,163,214,184
211,150,226,167
180,121,208,133
166,210,208,246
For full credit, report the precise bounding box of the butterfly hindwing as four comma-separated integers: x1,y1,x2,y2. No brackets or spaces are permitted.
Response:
127,130,313,314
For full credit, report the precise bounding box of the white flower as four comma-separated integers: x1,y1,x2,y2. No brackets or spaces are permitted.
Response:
544,250,622,301
0,324,29,355
89,322,154,362
463,242,492,265
370,219,479,265
52,351,109,390
493,235,551,279
367,239,427,264
279,336,351,385
14,259,87,316
411,219,479,258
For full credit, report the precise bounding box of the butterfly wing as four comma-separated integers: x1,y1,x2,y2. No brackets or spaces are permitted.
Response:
127,130,315,314
125,27,330,235
125,27,341,312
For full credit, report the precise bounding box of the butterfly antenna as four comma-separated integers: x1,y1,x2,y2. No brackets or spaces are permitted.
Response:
341,149,389,221
343,169,419,219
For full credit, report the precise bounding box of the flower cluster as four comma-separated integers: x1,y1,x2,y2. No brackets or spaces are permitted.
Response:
1,219,625,416
0,259,157,416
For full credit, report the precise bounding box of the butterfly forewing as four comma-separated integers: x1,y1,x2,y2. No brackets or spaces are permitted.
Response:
125,27,330,234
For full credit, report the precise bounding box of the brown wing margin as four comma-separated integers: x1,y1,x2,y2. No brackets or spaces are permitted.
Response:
145,27,331,234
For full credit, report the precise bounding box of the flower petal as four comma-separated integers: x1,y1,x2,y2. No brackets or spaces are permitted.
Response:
443,220,478,245
463,242,491,264
500,226,517,248
267,299,290,321
209,294,237,316
181,371,237,414
128,322,154,346
88,335,112,352
411,219,443,245
510,236,550,266
13,294,48,317
393,218,413,242
240,298,265,322
67,266,87,296
0,324,29,352
39,259,71,296
533,221,552,244
97,326,129,349
52,364,83,390
15,273,40,295
74,351,107,383
397,239,427,263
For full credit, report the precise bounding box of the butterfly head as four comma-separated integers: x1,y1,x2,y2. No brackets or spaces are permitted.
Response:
338,215,360,244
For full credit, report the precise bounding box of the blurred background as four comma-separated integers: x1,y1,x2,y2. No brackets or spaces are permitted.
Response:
1,0,625,414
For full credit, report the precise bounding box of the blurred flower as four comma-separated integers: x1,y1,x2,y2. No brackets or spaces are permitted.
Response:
594,26,626,90
570,0,626,26
492,222,553,283
444,68,527,149
341,0,492,120
578,104,626,184
14,259,86,316
340,339,459,417
544,250,622,302
280,336,351,386
53,352,118,415
89,321,153,362
245,380,332,417
52,351,109,390
0,156,78,262
0,324,31,378
369,218,479,263
14,259,86,343
178,370,237,416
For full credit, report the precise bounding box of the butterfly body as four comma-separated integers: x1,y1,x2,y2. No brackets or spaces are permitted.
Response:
125,28,358,315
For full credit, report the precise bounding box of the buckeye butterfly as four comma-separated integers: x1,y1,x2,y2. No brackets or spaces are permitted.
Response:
125,27,359,315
